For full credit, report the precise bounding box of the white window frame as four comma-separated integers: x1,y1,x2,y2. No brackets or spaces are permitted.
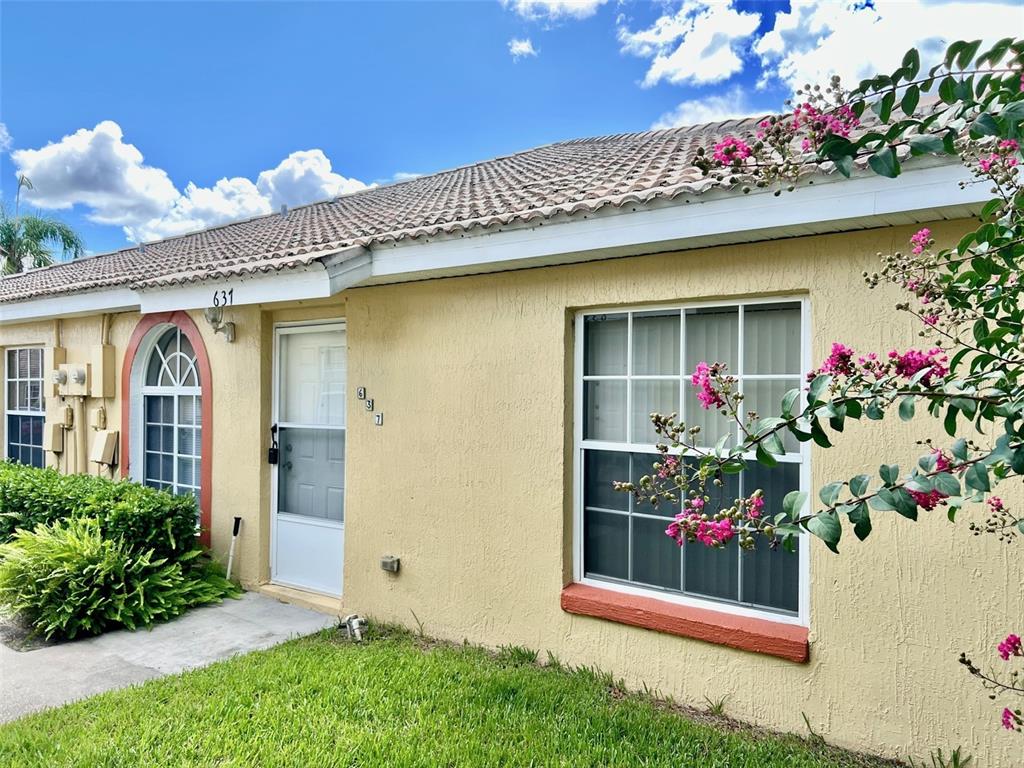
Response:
572,295,811,627
4,346,46,467
131,326,202,505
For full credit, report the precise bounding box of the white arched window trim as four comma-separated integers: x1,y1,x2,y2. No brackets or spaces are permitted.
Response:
129,324,203,516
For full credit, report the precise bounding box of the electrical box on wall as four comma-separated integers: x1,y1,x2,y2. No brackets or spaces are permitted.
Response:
55,404,74,429
90,406,107,431
90,345,115,398
58,363,91,397
90,430,118,466
42,423,64,453
44,348,67,397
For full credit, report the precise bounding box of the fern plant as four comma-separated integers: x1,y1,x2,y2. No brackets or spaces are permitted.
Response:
0,518,235,640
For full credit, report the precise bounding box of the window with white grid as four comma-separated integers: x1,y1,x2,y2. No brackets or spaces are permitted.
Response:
5,348,45,468
575,300,808,619
142,328,201,518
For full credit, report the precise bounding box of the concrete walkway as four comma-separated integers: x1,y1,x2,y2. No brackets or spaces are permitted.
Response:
0,592,337,724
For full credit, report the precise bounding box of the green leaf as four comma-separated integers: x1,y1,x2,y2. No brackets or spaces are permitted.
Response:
898,396,916,421
873,91,896,123
951,438,968,461
938,75,957,103
901,48,921,80
849,474,871,497
865,398,885,420
781,388,801,418
807,374,832,404
901,85,920,116
934,472,961,496
908,134,945,156
955,39,982,69
879,464,899,486
848,502,872,541
810,421,832,448
819,481,844,507
905,475,934,493
892,488,919,520
944,406,959,437
807,512,842,553
969,113,1000,139
964,463,990,492
762,432,786,456
834,153,854,178
868,146,900,178
782,490,807,520
756,443,778,467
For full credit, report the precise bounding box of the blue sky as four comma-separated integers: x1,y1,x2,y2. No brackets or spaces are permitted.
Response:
2,0,1021,256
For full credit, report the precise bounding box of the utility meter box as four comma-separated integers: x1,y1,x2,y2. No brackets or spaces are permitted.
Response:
42,422,64,453
44,347,67,397
90,406,107,431
90,430,118,466
55,404,74,429
90,345,115,398
59,363,91,397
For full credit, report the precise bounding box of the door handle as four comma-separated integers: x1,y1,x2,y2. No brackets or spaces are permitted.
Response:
268,423,279,465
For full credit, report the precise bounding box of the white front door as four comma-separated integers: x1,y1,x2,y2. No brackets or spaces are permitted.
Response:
271,323,346,596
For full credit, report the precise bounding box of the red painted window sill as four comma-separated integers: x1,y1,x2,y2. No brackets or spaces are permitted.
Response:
561,583,809,663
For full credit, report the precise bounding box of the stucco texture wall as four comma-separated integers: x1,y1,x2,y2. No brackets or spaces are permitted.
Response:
342,221,1023,767
0,307,272,587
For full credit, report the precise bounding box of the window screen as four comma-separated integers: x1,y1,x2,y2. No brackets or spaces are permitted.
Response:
578,302,804,615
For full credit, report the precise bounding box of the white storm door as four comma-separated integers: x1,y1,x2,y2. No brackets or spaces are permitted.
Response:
271,323,346,596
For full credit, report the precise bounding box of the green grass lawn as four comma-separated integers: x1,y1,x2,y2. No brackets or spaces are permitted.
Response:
0,625,899,768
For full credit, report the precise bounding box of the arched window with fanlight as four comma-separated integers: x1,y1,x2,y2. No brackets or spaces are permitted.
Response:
141,327,202,505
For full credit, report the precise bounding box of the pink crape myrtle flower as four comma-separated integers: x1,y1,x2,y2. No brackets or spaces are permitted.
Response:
691,362,725,410
712,136,752,165
746,493,765,519
1003,707,1020,731
665,500,736,549
656,456,680,480
888,347,948,385
998,633,1022,661
817,342,856,377
910,227,931,255
908,488,947,511
932,449,952,473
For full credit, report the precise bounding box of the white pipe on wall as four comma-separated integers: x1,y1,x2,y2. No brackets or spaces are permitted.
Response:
74,397,87,474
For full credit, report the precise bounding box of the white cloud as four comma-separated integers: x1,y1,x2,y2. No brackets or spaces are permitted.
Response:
12,121,180,226
12,121,370,243
126,177,271,242
255,149,368,210
390,171,422,182
0,123,11,153
619,1,761,87
651,87,767,130
503,0,608,21
754,0,1024,92
508,37,539,60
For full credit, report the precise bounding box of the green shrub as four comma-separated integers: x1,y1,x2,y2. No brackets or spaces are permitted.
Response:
0,462,198,559
0,518,235,640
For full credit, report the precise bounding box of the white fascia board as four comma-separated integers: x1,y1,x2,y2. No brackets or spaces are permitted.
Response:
367,163,985,282
0,287,140,326
139,246,372,313
139,265,333,313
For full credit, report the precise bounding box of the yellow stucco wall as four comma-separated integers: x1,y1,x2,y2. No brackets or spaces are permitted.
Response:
1,220,1021,765
342,220,1022,767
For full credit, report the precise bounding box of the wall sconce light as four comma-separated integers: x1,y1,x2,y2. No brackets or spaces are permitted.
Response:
203,306,236,343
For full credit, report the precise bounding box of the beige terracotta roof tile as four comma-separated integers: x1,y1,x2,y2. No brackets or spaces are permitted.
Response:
0,116,855,304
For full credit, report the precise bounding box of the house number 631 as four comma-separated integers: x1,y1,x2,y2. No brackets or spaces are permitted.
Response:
212,288,234,307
